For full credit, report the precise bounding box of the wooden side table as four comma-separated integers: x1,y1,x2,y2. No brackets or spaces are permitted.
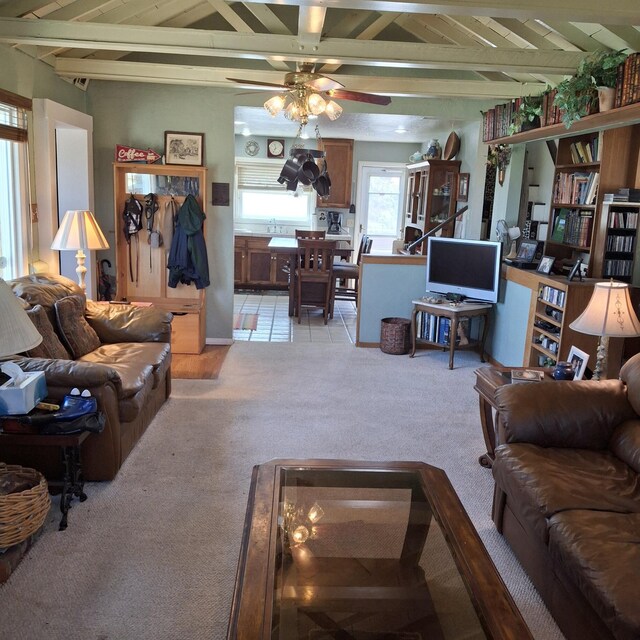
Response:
410,299,491,369
474,366,552,468
0,429,90,530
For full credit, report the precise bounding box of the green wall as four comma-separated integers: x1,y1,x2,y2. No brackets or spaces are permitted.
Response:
87,82,237,341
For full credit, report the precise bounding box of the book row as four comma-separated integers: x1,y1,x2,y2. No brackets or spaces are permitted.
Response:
568,138,599,164
416,313,479,346
604,259,634,277
552,171,599,205
539,286,566,307
615,52,640,108
606,235,635,253
551,209,593,248
609,210,639,229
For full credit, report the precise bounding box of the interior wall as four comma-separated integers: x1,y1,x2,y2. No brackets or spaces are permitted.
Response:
489,145,526,244
87,81,236,342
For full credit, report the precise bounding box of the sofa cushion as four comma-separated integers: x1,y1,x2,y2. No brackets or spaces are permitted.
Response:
492,443,640,543
80,342,170,390
25,305,71,360
620,355,640,416
54,295,101,358
548,510,640,640
610,419,640,475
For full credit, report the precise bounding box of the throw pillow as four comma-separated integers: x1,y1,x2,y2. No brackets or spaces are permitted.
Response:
54,295,101,358
25,304,71,359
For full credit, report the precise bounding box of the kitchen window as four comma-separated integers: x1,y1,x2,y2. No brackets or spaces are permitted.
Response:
236,159,314,225
0,90,31,280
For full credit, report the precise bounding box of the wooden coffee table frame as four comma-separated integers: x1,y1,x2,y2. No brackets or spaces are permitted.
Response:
228,458,532,640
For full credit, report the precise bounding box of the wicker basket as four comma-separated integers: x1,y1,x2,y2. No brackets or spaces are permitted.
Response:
0,464,50,548
380,317,411,355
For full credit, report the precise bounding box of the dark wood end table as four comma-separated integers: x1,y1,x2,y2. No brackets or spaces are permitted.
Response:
0,429,90,530
474,366,552,468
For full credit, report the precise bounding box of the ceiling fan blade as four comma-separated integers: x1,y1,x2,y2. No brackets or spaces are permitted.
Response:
328,89,392,105
226,78,289,90
307,76,344,92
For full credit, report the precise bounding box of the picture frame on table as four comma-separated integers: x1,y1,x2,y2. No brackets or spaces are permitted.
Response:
457,173,469,202
568,345,589,380
537,255,555,274
164,131,204,166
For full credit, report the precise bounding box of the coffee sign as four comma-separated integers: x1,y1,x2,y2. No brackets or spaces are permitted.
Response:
115,145,161,164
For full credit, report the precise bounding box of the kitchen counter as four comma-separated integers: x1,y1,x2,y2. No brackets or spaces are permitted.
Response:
234,229,351,242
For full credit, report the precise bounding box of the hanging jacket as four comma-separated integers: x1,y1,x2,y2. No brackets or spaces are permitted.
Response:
167,194,210,289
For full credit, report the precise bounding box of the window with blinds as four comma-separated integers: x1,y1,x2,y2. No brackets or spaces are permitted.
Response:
0,89,32,279
236,160,314,224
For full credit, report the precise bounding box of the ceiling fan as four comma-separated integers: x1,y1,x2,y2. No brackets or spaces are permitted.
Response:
227,63,392,126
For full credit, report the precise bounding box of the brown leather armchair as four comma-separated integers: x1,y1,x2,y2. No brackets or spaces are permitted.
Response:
491,353,640,640
1,274,172,481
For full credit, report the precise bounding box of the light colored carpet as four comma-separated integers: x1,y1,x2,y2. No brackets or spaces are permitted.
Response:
0,343,564,640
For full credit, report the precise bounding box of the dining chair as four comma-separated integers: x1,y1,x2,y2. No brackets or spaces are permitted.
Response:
330,235,372,317
294,239,337,324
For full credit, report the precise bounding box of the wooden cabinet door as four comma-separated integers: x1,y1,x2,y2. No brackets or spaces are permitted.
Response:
234,239,247,285
247,245,272,285
318,139,353,208
272,251,291,286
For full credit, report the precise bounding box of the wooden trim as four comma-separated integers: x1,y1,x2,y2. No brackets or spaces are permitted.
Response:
0,124,27,142
487,102,640,146
0,88,32,111
362,255,427,266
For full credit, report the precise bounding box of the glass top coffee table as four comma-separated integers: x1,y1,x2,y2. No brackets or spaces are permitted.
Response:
228,459,532,640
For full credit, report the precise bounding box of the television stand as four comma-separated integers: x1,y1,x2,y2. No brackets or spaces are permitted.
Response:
410,299,492,369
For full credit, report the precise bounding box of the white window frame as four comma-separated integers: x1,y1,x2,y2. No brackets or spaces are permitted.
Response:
235,157,314,226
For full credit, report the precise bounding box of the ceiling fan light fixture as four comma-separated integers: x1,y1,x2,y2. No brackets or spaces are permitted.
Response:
307,92,326,116
264,94,286,116
324,100,343,121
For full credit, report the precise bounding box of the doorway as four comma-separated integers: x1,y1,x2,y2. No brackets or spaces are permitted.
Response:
355,162,406,254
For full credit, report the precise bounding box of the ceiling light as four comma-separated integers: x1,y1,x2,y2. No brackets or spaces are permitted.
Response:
264,94,286,116
395,127,407,134
324,100,343,121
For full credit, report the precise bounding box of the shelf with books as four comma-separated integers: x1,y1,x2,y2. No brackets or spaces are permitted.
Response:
548,208,594,250
600,201,640,284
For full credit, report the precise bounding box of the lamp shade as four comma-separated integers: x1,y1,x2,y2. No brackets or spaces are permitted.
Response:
51,210,109,251
0,279,42,358
570,281,640,337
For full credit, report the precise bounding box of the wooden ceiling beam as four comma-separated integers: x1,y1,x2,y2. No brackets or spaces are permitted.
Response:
0,18,588,74
55,57,546,97
243,3,291,35
297,5,327,46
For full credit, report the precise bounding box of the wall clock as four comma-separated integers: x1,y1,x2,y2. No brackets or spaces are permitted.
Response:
267,138,285,159
245,140,260,156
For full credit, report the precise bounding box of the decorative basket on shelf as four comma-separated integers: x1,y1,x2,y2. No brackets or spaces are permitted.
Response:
380,317,411,355
0,464,50,548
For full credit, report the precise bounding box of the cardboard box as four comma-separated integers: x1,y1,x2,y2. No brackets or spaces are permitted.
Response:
0,371,47,416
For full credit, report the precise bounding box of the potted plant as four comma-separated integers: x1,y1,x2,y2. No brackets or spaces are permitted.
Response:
581,49,627,111
553,71,598,129
508,96,543,135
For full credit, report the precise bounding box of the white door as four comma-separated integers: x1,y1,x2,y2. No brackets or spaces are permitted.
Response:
356,163,406,254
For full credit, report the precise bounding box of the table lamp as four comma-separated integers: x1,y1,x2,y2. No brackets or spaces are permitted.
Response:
51,210,109,293
569,280,640,380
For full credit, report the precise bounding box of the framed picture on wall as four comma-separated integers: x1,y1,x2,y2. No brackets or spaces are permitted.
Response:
457,173,470,202
164,131,204,166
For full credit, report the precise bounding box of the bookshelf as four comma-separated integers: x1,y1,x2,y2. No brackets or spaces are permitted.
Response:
601,202,640,283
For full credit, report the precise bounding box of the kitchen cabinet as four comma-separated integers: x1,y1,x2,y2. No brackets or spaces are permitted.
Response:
318,138,353,208
113,162,206,354
402,159,460,253
234,236,290,289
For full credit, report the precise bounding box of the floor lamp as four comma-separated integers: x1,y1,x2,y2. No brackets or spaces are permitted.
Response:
569,280,640,380
51,210,109,294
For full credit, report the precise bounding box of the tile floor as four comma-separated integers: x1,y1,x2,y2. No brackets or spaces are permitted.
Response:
233,292,357,343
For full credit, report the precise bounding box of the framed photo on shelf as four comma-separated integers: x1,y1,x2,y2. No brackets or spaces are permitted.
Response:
537,255,555,274
164,131,204,166
568,345,589,380
457,173,469,202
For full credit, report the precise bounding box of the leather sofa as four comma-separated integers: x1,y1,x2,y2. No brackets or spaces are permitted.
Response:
1,274,172,481
491,353,640,640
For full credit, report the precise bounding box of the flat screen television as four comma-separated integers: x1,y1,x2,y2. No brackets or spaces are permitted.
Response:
425,236,502,303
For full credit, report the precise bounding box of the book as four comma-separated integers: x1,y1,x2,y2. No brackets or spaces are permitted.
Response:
511,369,544,383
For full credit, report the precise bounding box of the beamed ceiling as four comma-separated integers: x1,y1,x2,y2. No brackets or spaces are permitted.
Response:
1,1,639,138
